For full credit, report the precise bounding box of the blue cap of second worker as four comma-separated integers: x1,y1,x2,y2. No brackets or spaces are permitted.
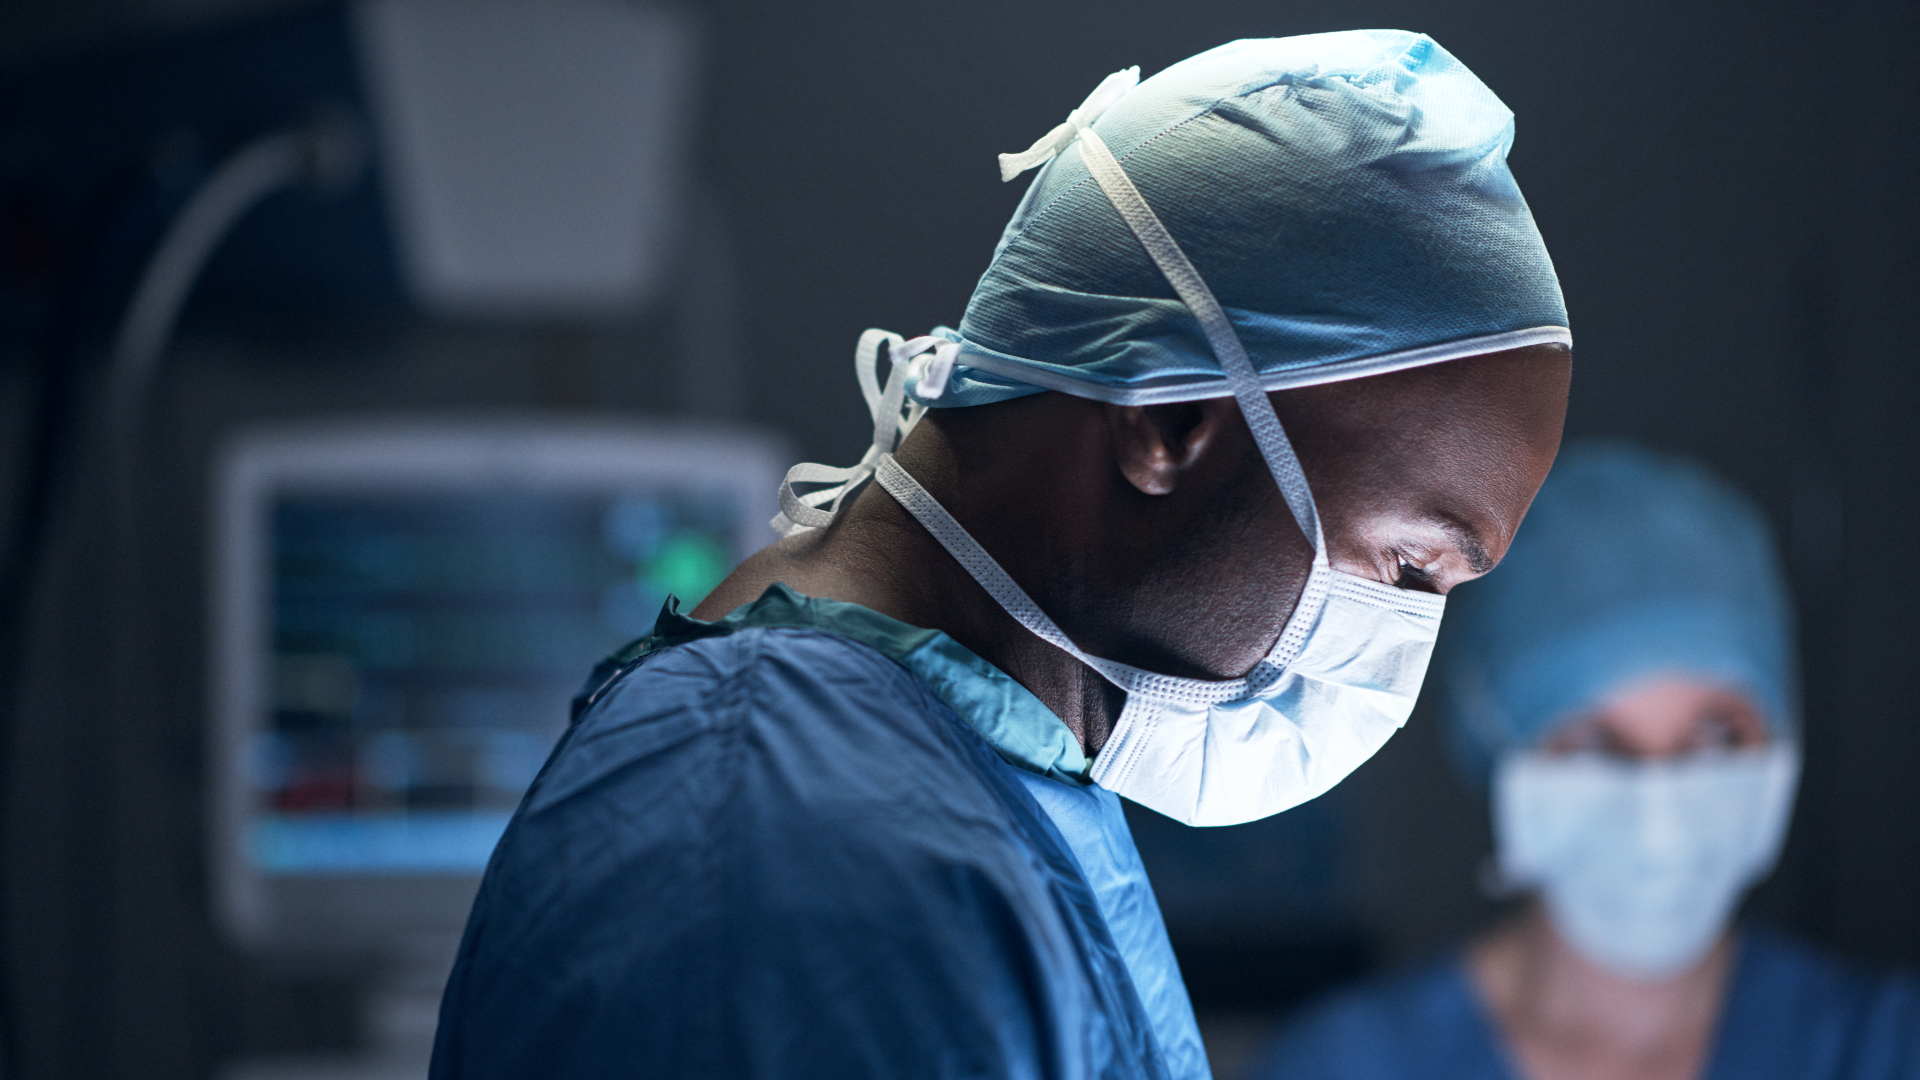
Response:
915,30,1570,409
1438,440,1799,777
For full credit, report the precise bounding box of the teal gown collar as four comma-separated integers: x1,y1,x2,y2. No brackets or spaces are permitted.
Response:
615,583,1090,785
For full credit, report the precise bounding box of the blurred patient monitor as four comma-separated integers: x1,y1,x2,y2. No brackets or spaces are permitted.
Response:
211,418,782,1077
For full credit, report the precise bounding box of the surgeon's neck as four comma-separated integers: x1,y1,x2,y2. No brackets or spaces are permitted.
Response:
692,474,1124,754
1468,901,1734,1080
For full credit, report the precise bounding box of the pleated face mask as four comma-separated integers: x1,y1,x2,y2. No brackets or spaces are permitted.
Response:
769,64,1450,826
1495,744,1800,979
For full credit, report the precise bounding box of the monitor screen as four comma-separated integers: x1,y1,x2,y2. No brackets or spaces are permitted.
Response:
256,487,736,874
210,419,785,947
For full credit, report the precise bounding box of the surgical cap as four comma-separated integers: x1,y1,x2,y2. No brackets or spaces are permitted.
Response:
1439,440,1798,776
917,30,1570,409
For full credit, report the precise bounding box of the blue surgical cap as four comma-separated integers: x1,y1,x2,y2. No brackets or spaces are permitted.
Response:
918,30,1570,409
1439,441,1799,776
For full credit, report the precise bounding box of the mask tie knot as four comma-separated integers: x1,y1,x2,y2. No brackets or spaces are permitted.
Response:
770,330,960,537
997,67,1140,183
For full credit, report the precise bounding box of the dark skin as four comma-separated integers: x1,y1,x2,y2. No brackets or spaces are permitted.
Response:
695,343,1571,755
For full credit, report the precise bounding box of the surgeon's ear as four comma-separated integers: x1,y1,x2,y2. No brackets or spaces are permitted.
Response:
1105,399,1237,496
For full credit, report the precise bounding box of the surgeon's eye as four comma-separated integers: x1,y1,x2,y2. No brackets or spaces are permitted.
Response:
1394,557,1440,593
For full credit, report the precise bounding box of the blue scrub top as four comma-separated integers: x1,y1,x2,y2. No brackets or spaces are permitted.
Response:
1253,925,1920,1080
430,584,1208,1080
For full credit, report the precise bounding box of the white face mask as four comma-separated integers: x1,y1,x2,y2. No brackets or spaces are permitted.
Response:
770,68,1446,827
876,459,1444,826
1494,744,1800,980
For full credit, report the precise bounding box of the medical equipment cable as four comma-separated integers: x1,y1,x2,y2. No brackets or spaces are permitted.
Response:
103,110,363,993
0,113,361,1074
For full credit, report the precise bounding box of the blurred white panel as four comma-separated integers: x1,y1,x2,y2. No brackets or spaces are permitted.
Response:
354,0,695,317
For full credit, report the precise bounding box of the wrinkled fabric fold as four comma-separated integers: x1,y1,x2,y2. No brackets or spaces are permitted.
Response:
435,585,1210,1078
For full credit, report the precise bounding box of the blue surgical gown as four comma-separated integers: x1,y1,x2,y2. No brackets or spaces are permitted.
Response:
430,584,1208,1079
1253,925,1920,1080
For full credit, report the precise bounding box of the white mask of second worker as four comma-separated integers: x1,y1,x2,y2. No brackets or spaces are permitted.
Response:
1494,744,1800,979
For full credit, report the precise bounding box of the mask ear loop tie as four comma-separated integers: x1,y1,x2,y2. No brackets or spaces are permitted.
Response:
874,456,1254,706
994,66,1325,564
770,331,960,536
1066,125,1326,563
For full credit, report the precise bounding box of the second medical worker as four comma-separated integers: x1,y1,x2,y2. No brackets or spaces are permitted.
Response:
432,30,1574,1079
1257,443,1920,1080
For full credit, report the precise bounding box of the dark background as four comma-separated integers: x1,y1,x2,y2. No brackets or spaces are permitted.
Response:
1,0,1916,1077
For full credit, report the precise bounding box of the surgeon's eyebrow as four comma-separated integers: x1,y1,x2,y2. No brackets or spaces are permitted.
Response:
1430,512,1495,575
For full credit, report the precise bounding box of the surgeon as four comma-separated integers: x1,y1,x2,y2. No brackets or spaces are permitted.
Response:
1255,442,1920,1080
432,31,1573,1080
